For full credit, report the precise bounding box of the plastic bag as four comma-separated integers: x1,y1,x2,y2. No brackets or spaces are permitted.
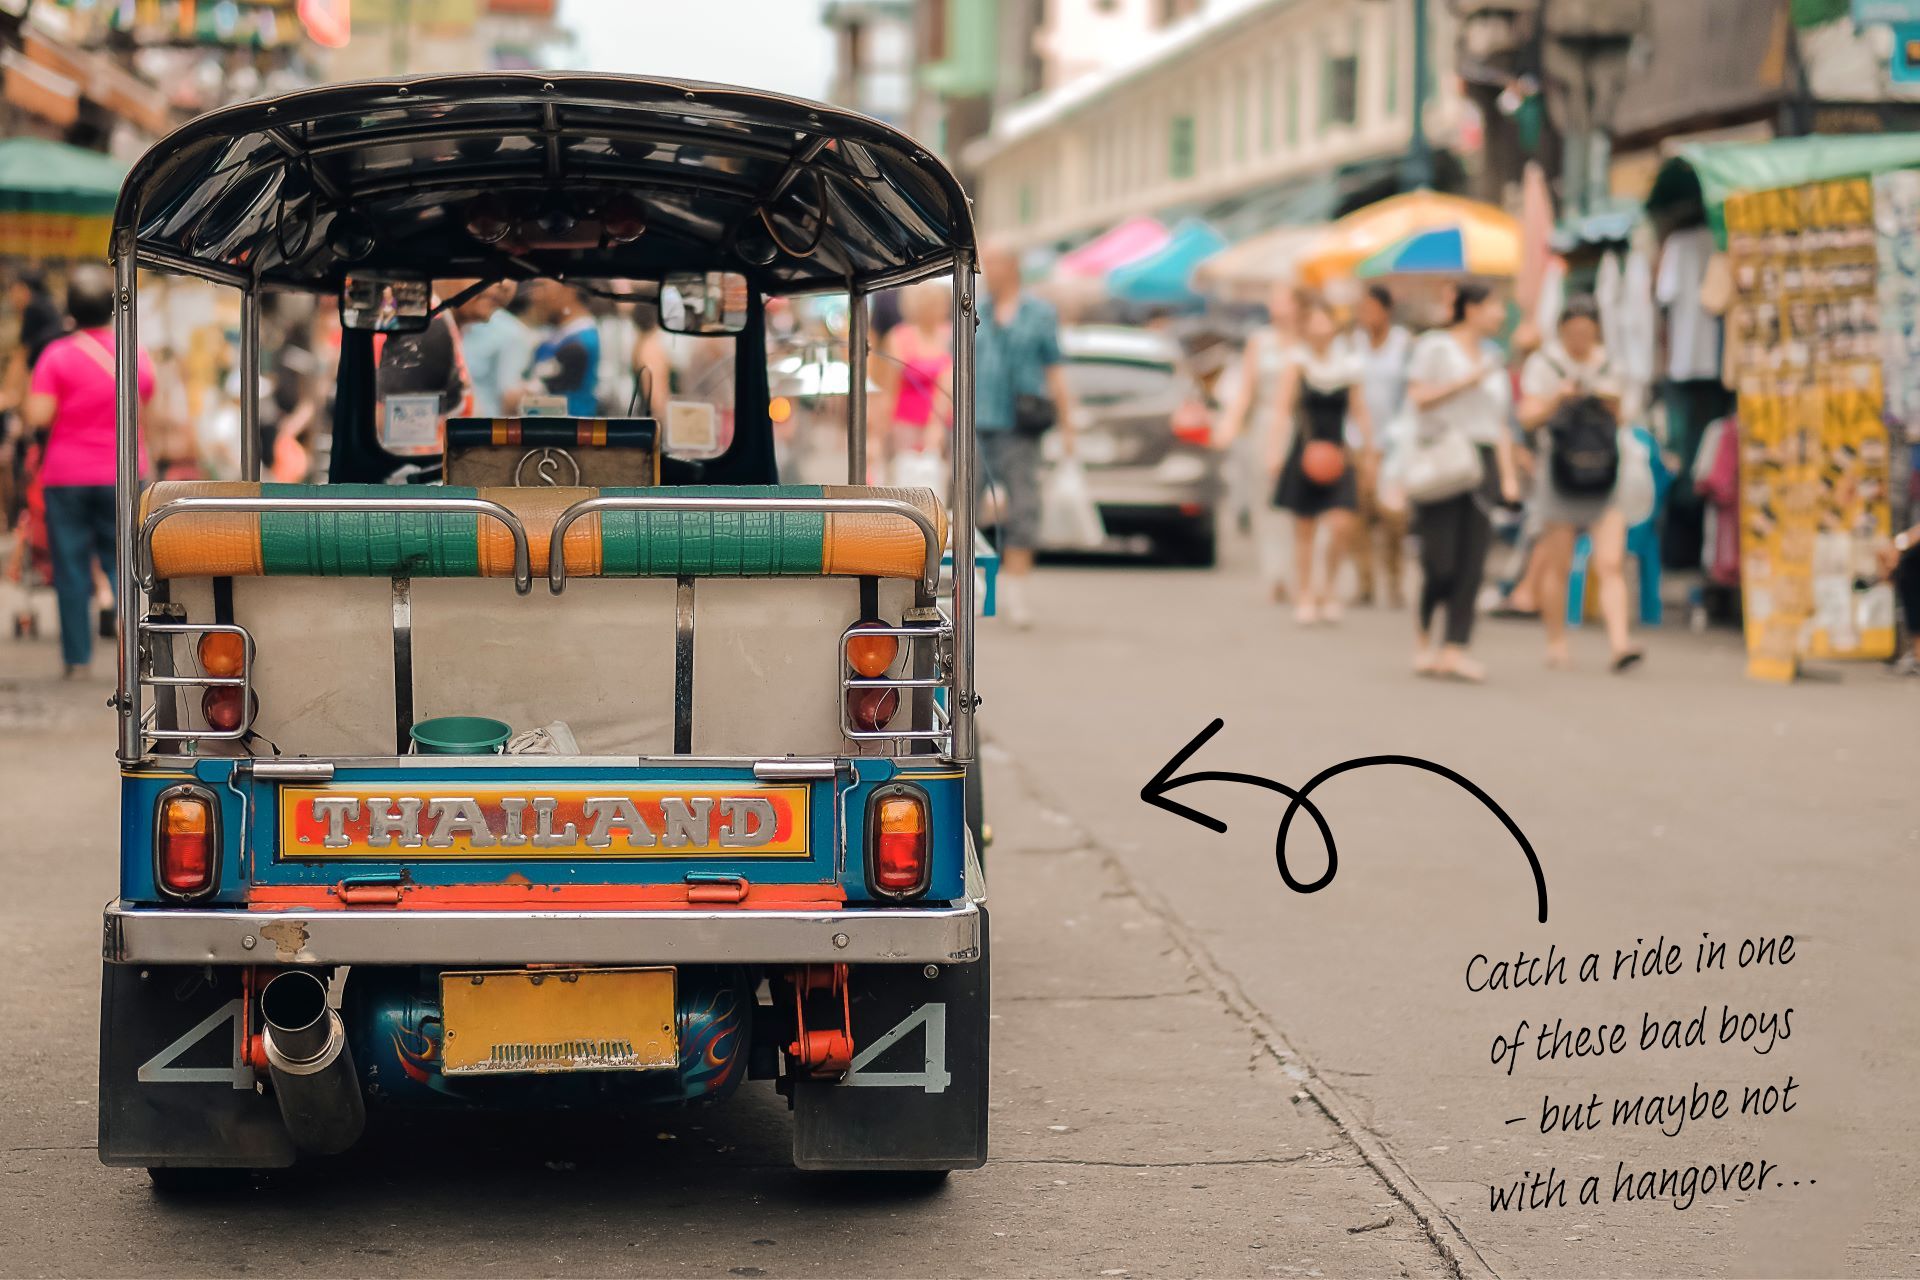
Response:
890,448,946,494
1613,427,1656,528
1039,458,1107,550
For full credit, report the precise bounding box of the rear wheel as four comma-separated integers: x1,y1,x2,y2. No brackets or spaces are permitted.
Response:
146,1166,256,1195
1163,516,1217,568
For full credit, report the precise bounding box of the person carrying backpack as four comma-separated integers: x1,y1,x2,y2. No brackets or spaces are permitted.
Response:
1517,294,1643,672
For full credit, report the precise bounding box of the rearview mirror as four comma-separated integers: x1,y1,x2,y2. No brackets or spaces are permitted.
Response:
341,274,431,334
660,271,749,336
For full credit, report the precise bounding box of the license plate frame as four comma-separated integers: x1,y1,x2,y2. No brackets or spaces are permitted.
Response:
439,966,679,1076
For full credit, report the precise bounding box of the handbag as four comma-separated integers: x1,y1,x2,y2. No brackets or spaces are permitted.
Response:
1013,392,1056,439
1301,439,1347,486
1402,426,1483,505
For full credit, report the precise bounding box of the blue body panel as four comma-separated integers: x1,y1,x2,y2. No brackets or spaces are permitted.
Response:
120,760,964,906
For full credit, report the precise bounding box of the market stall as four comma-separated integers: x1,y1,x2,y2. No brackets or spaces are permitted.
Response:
0,137,125,261
1651,135,1920,680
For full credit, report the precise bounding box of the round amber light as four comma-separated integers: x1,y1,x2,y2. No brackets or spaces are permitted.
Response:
846,620,899,679
197,632,246,678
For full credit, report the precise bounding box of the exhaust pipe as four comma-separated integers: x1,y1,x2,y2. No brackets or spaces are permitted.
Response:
260,970,366,1155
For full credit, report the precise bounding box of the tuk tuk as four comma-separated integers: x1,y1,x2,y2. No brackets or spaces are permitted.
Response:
97,73,987,1183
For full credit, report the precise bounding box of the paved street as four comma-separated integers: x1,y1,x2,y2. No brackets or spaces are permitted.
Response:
1,536,1915,1278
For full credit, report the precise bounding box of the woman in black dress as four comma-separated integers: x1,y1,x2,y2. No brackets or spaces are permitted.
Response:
1268,299,1374,624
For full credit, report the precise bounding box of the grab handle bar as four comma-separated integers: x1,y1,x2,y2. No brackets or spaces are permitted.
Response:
138,495,534,595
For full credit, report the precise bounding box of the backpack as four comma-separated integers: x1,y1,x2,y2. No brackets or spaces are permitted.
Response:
1543,355,1619,497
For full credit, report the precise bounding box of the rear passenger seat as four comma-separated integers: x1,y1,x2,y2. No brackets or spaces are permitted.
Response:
141,482,947,582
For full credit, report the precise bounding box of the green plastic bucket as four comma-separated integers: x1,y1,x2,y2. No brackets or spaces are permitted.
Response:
409,715,512,755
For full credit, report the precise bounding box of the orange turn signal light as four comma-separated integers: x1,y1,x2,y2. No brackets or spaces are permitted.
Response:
197,631,246,678
845,620,899,678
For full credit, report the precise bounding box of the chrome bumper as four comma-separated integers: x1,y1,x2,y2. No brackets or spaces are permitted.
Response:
102,900,983,966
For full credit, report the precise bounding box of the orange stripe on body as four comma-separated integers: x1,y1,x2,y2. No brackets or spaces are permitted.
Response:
247,882,846,911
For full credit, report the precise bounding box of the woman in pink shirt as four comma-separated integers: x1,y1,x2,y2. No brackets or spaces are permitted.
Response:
25,266,155,676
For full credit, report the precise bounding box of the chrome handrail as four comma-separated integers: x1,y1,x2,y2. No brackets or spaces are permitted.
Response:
545,495,943,595
137,495,535,595
139,620,255,742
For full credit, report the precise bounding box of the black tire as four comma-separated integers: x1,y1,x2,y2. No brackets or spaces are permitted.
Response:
147,1166,256,1195
1165,517,1217,568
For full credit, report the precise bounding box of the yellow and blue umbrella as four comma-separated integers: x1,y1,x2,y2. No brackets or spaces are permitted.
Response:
1297,191,1520,286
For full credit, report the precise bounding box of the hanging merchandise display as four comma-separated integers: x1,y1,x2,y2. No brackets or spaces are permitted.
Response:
1723,178,1897,679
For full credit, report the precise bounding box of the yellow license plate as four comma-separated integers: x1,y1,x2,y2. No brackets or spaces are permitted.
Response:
439,967,678,1076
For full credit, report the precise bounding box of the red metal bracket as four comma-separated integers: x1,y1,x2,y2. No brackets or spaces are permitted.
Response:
786,963,852,1076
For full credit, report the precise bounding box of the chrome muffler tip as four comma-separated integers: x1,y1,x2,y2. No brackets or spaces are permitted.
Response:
259,970,366,1155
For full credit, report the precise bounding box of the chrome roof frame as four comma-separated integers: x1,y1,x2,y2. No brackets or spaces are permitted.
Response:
112,72,977,296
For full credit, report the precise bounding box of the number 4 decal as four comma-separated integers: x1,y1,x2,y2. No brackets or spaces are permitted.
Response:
136,998,255,1089
845,1002,950,1093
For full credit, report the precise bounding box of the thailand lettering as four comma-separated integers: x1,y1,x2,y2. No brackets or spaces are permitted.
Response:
281,786,807,859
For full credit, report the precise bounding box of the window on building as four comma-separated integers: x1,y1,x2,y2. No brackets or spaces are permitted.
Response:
1385,3,1399,117
1260,61,1274,154
1169,114,1196,180
1234,69,1249,164
1322,52,1358,131
1285,52,1300,148
1019,180,1035,226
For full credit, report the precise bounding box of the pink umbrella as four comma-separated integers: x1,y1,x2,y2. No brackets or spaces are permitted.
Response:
1055,216,1171,279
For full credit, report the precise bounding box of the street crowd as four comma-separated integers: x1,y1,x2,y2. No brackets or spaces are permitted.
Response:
6,254,1920,682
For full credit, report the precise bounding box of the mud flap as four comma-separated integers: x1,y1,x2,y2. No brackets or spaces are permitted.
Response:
98,964,296,1169
792,911,989,1171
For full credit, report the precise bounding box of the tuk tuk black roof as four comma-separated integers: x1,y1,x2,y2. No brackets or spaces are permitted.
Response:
113,73,975,295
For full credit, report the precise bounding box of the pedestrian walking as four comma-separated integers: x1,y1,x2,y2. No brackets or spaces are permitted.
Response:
630,301,672,419
1342,284,1411,608
1880,519,1920,675
22,266,154,677
1269,298,1374,625
1517,294,1644,672
458,282,531,418
1218,281,1302,602
976,241,1076,629
513,279,600,417
874,281,953,484
1405,283,1520,683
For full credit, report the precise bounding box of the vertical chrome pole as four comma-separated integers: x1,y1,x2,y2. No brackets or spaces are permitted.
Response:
113,241,141,761
949,254,977,762
239,286,261,481
847,287,869,483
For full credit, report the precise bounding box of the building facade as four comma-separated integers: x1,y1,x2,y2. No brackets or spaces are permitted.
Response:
967,0,1460,249
825,0,916,124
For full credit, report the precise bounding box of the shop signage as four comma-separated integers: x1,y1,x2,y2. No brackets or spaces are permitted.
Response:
1855,0,1920,22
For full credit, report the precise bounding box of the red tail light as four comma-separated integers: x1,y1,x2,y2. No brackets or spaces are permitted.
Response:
201,686,256,734
868,785,929,898
1172,401,1212,447
156,787,217,899
847,686,900,733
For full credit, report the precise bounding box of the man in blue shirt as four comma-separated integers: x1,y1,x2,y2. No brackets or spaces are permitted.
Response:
515,279,602,417
976,242,1075,627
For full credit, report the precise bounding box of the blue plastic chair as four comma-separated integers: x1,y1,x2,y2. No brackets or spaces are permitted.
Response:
1567,425,1670,628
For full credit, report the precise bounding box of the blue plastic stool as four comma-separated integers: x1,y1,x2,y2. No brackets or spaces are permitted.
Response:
1567,426,1670,628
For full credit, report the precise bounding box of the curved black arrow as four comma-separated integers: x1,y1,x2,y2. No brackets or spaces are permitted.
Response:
1140,718,1548,924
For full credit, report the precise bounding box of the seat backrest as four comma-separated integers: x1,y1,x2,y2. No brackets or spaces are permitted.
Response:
141,482,939,756
143,481,946,582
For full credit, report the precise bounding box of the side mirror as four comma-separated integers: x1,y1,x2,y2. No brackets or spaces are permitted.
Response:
341,274,432,334
660,270,750,336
